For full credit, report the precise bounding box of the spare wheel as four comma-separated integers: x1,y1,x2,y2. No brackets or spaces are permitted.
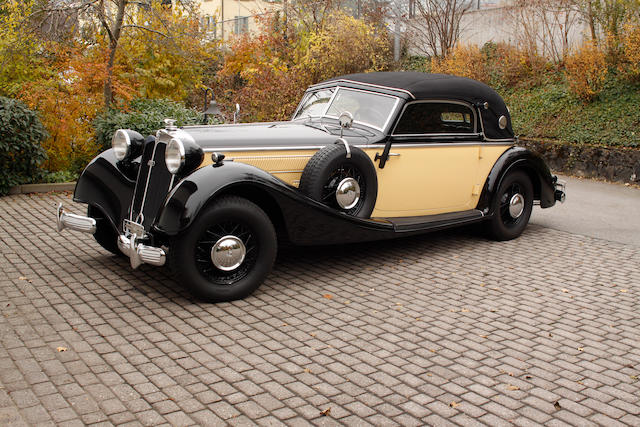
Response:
298,143,377,218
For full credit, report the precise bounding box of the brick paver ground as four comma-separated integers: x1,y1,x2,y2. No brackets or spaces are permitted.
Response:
1,191,639,426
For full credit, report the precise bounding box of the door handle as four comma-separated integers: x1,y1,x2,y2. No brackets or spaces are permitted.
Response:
388,153,400,157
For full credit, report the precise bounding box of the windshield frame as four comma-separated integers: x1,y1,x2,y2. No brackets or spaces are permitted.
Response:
293,86,401,133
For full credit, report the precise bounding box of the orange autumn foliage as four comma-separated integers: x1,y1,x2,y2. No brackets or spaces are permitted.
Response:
20,42,137,171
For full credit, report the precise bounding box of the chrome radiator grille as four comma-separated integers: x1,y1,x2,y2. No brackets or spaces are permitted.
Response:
129,139,173,230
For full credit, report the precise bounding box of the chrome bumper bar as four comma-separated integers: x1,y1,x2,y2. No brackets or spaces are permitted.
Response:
56,203,165,269
56,203,96,234
117,234,166,269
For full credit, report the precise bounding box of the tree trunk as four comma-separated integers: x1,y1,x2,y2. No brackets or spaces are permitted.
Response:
587,0,597,43
102,0,127,109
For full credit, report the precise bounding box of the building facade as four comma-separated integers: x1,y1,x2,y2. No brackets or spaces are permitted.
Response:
198,0,282,41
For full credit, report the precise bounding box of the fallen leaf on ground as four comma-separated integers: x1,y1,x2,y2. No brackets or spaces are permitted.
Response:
578,347,584,352
320,407,331,416
461,308,470,312
554,401,561,410
18,277,28,281
620,289,628,293
561,289,569,293
323,294,333,300
449,401,459,408
480,335,488,339
56,347,67,352
304,368,312,373
525,375,532,379
507,385,520,391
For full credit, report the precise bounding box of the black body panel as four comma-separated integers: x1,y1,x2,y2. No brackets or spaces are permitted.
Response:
182,121,381,150
73,150,135,233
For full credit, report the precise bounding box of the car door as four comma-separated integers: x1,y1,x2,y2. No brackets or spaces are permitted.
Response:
369,101,483,218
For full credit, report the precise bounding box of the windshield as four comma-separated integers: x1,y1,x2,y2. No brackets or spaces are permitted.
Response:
294,87,399,131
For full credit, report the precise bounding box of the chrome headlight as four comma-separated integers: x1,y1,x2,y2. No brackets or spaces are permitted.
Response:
165,138,185,174
112,129,131,161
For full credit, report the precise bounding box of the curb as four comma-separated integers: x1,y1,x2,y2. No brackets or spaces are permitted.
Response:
8,182,76,195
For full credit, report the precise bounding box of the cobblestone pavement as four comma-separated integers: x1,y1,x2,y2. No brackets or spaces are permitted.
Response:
1,192,639,427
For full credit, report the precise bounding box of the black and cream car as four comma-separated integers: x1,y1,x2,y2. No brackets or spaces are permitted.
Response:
56,72,565,302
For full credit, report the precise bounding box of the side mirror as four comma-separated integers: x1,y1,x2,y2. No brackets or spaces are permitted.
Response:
233,103,240,124
338,111,353,138
339,111,353,129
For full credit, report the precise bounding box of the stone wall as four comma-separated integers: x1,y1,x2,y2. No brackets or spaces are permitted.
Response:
520,139,640,183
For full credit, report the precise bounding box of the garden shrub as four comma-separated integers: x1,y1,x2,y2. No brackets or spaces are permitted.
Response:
564,41,608,101
620,24,640,81
94,98,206,152
431,43,549,90
0,97,47,195
431,45,486,82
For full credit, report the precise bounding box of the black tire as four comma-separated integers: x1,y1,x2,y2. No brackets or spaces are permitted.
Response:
87,205,120,255
169,196,277,302
299,144,377,218
487,170,534,241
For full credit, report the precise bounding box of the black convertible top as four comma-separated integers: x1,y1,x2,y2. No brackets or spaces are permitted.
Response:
320,72,514,140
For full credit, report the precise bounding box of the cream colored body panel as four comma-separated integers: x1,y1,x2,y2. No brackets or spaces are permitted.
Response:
201,144,511,217
200,150,318,187
364,144,511,217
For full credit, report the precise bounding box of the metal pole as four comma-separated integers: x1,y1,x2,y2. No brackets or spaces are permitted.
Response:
394,0,401,62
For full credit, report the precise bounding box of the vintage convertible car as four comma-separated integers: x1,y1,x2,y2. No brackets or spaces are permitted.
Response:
56,72,565,302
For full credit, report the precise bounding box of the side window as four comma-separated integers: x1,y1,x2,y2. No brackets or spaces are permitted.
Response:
393,102,475,135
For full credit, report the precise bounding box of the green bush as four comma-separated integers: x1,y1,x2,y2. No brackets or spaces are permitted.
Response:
0,97,48,195
93,98,209,152
504,77,640,147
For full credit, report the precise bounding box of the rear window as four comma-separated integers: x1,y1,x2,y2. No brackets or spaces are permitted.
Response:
394,102,475,135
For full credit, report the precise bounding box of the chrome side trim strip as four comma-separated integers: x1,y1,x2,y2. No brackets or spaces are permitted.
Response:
228,154,314,159
204,146,326,152
203,141,513,153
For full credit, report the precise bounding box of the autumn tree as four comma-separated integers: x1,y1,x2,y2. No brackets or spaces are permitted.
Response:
574,0,640,60
402,0,472,57
31,0,201,108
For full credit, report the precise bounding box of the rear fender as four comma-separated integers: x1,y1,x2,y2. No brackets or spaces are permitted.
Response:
478,146,556,214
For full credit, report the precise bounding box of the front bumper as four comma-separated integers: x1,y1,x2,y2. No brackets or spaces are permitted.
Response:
56,203,166,269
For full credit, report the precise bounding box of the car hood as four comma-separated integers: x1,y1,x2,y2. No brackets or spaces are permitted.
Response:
181,121,381,150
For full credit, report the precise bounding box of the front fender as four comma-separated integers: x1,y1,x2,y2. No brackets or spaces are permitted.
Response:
74,149,136,232
155,162,295,235
478,146,556,213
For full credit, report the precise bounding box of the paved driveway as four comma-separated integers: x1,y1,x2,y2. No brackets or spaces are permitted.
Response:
0,191,639,426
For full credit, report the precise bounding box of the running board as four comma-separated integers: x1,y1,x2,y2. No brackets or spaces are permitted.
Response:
381,209,485,232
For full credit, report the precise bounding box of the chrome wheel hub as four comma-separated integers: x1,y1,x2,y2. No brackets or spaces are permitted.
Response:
211,235,246,271
335,177,361,210
508,193,525,219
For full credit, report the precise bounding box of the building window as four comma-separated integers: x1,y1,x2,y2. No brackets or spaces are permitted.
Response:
201,15,217,38
234,16,249,34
